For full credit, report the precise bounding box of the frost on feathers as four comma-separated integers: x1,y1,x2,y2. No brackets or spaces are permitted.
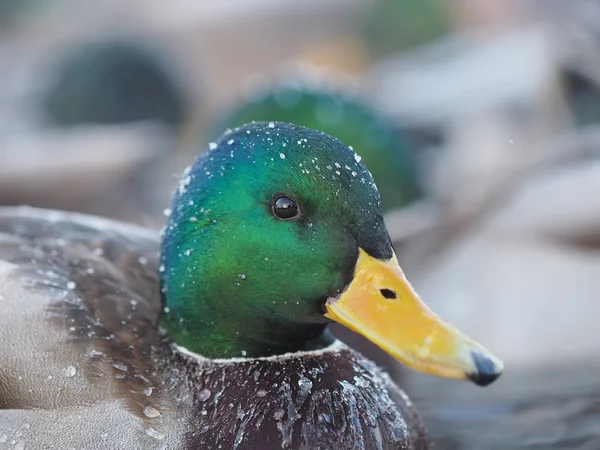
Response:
170,341,413,449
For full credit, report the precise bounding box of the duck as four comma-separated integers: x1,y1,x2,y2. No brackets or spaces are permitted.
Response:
0,122,502,449
41,39,189,128
211,80,423,212
2,38,192,223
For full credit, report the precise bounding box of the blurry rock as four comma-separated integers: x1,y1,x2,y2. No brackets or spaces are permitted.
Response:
0,123,175,227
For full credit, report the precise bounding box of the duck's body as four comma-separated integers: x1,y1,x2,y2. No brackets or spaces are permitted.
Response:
0,208,164,448
0,207,426,449
0,123,501,449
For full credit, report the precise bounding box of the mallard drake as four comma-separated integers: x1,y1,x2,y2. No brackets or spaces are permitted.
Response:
212,81,422,212
0,122,502,449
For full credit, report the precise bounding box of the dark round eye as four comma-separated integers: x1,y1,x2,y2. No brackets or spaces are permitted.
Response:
272,195,299,220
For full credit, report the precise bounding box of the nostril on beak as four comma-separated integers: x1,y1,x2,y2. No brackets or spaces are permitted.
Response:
380,288,397,299
467,350,503,387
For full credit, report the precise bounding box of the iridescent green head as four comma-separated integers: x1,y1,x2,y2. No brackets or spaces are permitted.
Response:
159,122,503,389
160,122,391,358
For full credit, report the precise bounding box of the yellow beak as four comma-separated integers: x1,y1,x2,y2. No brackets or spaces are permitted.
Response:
325,248,503,386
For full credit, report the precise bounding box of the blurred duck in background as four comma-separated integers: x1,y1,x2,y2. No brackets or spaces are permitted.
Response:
211,76,423,212
0,36,194,226
41,40,188,128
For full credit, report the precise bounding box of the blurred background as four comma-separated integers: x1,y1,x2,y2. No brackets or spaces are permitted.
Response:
1,0,600,448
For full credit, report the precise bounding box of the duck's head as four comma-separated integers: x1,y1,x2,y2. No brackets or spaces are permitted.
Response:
160,122,502,386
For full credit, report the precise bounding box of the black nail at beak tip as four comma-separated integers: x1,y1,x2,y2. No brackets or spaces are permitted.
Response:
467,370,501,387
468,351,503,387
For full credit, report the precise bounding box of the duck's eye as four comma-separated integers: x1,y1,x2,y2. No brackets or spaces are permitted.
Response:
272,195,299,220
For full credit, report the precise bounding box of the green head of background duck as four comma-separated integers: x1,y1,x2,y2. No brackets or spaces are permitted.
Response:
211,82,423,212
41,39,188,128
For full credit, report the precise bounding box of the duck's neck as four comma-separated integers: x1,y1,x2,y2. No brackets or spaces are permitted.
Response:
161,307,333,359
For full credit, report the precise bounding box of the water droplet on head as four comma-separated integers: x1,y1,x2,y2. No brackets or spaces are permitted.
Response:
209,142,217,150
145,427,165,440
238,273,247,280
143,405,161,418
64,365,76,377
178,175,191,195
256,390,267,398
66,281,76,290
113,362,128,372
198,388,211,402
144,386,154,397
241,350,247,356
268,122,275,128
279,153,286,159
